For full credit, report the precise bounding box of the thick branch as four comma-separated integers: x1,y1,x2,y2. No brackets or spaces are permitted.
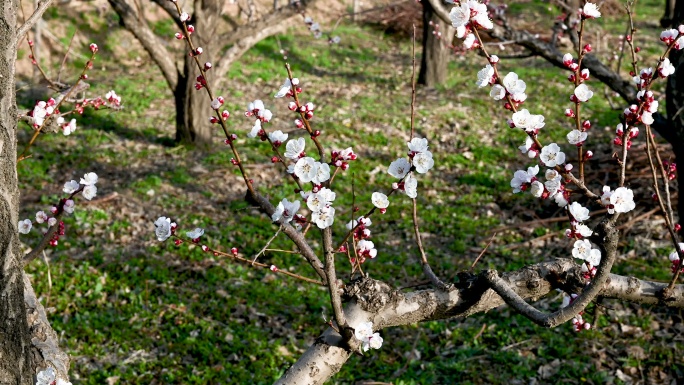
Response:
23,272,71,381
213,7,301,87
15,0,55,46
277,256,684,384
107,0,179,90
149,0,185,31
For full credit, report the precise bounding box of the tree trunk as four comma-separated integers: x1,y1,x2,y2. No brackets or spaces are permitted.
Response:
174,0,222,145
174,59,214,144
667,0,684,224
418,0,453,87
661,0,677,27
0,0,34,382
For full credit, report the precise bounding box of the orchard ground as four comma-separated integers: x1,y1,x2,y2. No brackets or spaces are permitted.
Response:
16,0,682,383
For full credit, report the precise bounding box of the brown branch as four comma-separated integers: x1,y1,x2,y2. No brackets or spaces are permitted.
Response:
107,0,179,90
14,0,54,46
213,7,302,88
277,256,684,384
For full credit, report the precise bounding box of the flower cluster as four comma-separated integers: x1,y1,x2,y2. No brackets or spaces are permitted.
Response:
303,16,322,39
19,173,98,248
354,321,383,352
449,0,493,49
331,147,357,170
245,100,273,138
600,186,636,214
30,98,58,128
388,138,435,198
303,187,336,229
659,25,684,49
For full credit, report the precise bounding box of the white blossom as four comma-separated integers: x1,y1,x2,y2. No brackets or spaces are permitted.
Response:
449,1,470,28
576,224,593,237
669,243,684,261
274,78,298,98
568,202,590,222
572,239,592,260
407,138,429,153
18,219,32,234
63,180,80,194
463,33,477,49
82,185,97,200
154,216,173,241
36,211,48,223
311,206,335,229
388,158,411,179
574,84,594,102
357,239,378,258
567,129,587,145
476,65,494,88
248,120,262,138
268,130,288,145
659,58,675,77
490,84,506,100
284,138,306,160
510,165,539,193
272,198,301,223
413,151,434,174
404,173,418,198
610,187,636,213
371,192,390,209
354,321,383,352
502,72,526,95
186,228,204,239
581,2,601,18
312,162,331,184
63,199,75,214
539,143,566,167
294,157,317,183
80,172,98,186
529,181,544,198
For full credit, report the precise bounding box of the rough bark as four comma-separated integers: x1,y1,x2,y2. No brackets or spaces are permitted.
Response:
418,0,453,87
276,259,684,385
0,0,33,382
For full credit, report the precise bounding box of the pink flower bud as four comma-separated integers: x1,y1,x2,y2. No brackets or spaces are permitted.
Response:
564,108,575,117
209,116,218,124
201,245,209,252
28,40,34,47
195,47,203,55
270,265,278,272
271,156,279,163
583,44,592,53
288,102,297,111
230,158,238,165
565,163,573,171
187,25,195,33
89,43,98,53
339,245,347,252
675,223,682,232
582,120,591,130
585,151,593,159
222,111,230,120
204,62,212,71
175,32,184,39
175,239,183,245
580,69,590,80
568,74,576,82
231,247,238,255
569,63,579,71
489,55,499,64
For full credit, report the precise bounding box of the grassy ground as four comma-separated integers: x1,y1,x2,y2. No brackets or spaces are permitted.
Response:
16,0,684,383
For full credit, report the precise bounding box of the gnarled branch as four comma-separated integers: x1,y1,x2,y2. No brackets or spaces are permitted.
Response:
107,0,180,90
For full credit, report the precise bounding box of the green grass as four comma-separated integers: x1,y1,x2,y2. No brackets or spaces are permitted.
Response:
15,1,684,384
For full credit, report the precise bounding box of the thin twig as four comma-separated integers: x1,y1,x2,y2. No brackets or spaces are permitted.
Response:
470,232,496,272
252,226,282,264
